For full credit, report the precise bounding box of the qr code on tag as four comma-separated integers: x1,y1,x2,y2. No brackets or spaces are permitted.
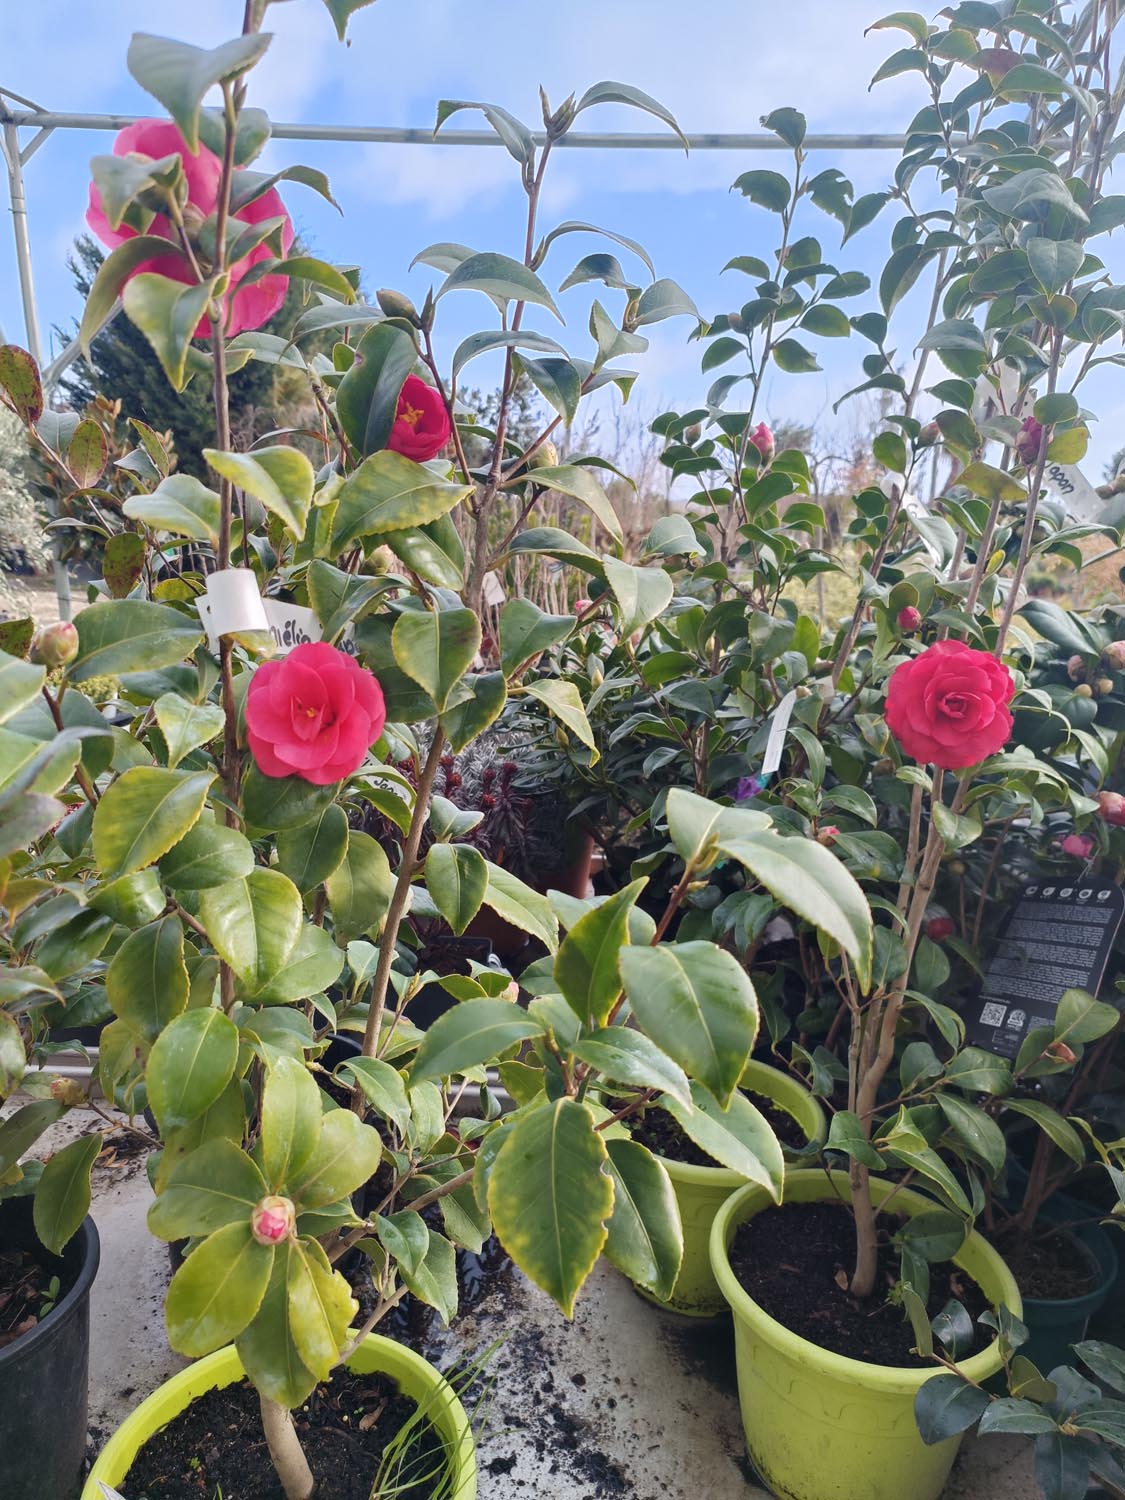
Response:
979,1002,1007,1027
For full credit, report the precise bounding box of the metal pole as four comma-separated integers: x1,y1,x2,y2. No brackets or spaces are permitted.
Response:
2,118,72,621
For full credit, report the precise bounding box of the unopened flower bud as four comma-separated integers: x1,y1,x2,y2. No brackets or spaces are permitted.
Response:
683,424,702,445
1094,677,1115,698
500,980,519,1003
376,288,419,324
1098,790,1125,827
926,915,955,942
49,1076,85,1108
917,421,941,448
749,422,775,466
30,621,78,668
897,605,922,633
251,1195,296,1245
816,825,839,845
945,859,966,877
1046,1040,1078,1066
1067,654,1087,682
368,544,396,575
1074,683,1094,698
529,439,560,469
1016,415,1044,468
1102,641,1125,671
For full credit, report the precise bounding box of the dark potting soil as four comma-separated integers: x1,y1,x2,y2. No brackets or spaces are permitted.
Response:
632,1090,807,1166
121,1369,445,1500
0,1240,58,1349
729,1199,988,1368
992,1224,1097,1301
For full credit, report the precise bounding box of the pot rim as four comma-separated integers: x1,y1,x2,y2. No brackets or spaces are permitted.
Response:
709,1167,1023,1390
651,1060,827,1188
0,1207,100,1368
83,1331,477,1500
1001,1215,1119,1311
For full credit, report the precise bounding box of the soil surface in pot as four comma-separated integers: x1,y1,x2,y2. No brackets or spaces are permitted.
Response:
120,1369,444,1500
729,1199,988,1367
0,1239,59,1349
991,1223,1096,1301
632,1091,806,1166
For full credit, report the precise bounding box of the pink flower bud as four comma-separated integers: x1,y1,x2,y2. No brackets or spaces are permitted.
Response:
749,422,775,466
30,621,79,668
1060,833,1095,860
926,915,955,942
897,606,922,633
251,1195,296,1245
1067,654,1087,682
917,421,941,448
1098,791,1125,827
816,825,839,845
1103,641,1125,671
1016,416,1044,468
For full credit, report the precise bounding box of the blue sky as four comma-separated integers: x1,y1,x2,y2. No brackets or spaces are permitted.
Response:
1,0,1122,478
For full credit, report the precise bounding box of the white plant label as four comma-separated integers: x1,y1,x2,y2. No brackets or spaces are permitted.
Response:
761,688,798,777
1042,461,1103,523
261,600,358,658
197,568,270,651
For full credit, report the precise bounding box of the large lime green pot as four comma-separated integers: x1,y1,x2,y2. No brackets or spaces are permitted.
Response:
642,1060,825,1317
83,1334,477,1500
709,1170,1021,1500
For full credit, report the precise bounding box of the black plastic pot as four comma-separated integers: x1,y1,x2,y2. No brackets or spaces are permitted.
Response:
1018,1193,1118,1376
0,1196,100,1500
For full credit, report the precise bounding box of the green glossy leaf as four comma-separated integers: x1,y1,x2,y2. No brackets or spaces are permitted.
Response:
165,1220,273,1356
92,767,214,877
410,997,544,1083
479,861,559,951
425,842,488,936
499,600,573,677
603,1138,682,1299
330,452,472,552
1004,1099,1085,1164
440,671,506,754
323,830,393,941
619,942,757,1106
392,608,481,712
122,273,215,392
522,679,598,761
33,1132,101,1254
914,1374,990,1444
438,252,561,321
718,830,872,990
733,170,791,213
235,1242,315,1408
397,1226,458,1325
513,465,623,544
554,878,643,1026
70,600,202,683
124,475,221,546
0,650,46,724
0,1100,64,1176
148,1138,266,1240
288,1108,382,1209
335,321,417,458
147,1008,241,1133
127,32,269,149
662,1084,785,1196
287,1238,356,1380
488,1098,613,1315
153,693,225,769
572,1029,691,1108
260,1056,322,1190
106,916,189,1043
276,803,349,894
160,822,255,891
198,868,302,993
204,447,315,540
242,765,341,833
250,922,345,1004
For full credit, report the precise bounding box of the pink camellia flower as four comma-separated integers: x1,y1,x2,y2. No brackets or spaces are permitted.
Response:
1015,415,1044,468
1060,832,1096,860
386,374,451,462
749,422,775,465
1097,790,1125,827
926,915,955,942
246,642,386,786
1104,641,1125,671
884,640,1014,770
86,120,294,338
897,605,922,634
250,1195,296,1246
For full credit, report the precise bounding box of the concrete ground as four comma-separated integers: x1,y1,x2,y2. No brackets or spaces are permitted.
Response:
11,1107,1033,1500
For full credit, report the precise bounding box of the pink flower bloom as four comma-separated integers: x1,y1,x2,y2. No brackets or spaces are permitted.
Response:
86,120,294,338
885,640,1014,770
386,374,450,462
251,1195,295,1246
1060,832,1095,859
749,422,775,465
1098,790,1125,828
246,642,386,786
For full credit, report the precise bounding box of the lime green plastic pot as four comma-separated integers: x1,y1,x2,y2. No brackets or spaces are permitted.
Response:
82,1333,477,1500
710,1169,1022,1500
640,1061,825,1317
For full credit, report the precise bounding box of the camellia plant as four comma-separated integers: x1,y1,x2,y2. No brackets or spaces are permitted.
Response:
0,3,875,1498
